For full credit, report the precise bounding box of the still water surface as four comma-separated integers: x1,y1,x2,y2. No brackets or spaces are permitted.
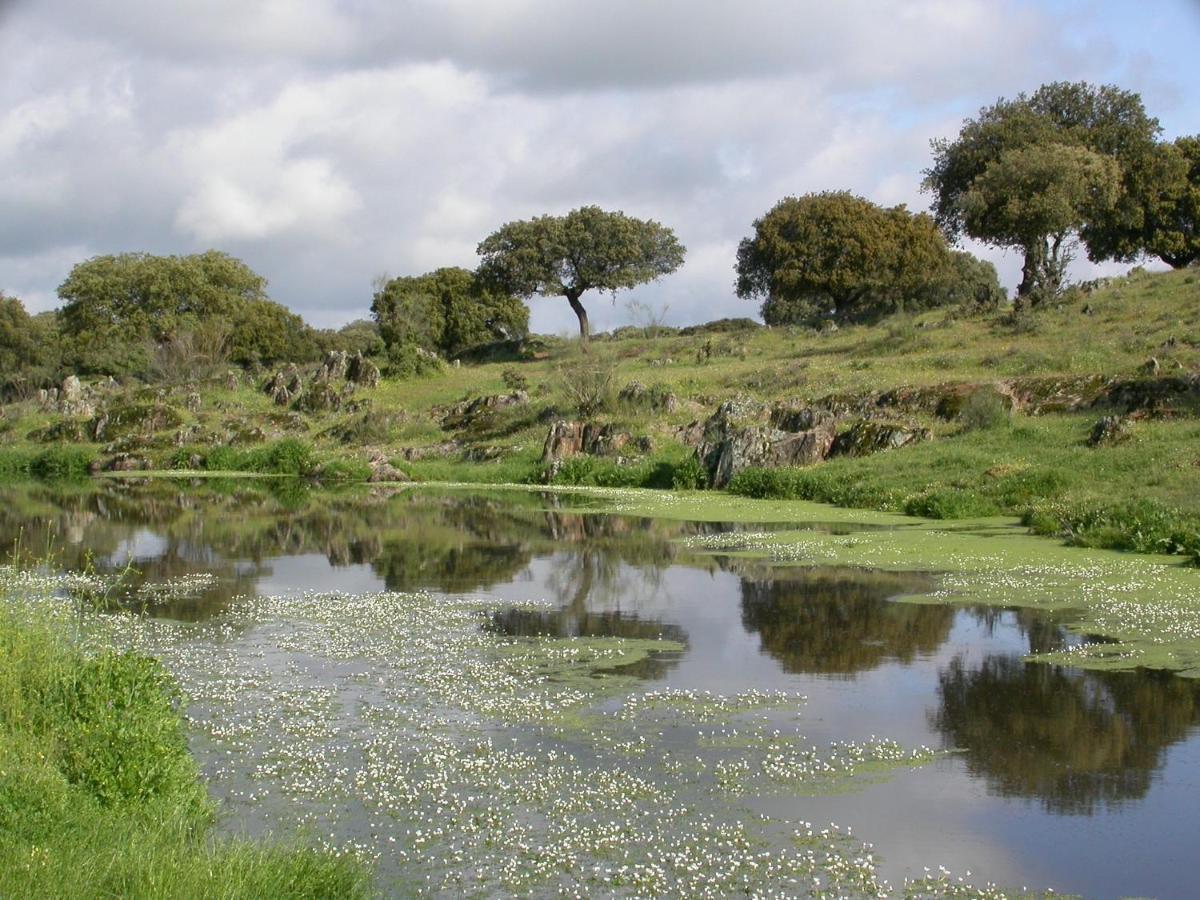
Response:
5,478,1200,898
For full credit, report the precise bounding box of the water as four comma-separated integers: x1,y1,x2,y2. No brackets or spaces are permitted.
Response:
4,477,1200,897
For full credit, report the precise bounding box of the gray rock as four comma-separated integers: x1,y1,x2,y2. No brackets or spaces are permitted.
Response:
1087,415,1132,447
830,421,931,458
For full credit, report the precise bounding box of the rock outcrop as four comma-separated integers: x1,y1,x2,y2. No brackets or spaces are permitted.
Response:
541,420,636,477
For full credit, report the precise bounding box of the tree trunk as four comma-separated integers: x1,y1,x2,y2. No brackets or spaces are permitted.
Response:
1016,240,1044,309
566,291,590,348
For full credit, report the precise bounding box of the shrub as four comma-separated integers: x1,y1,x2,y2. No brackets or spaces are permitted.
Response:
500,367,529,392
315,458,372,482
669,456,708,491
903,489,999,519
557,353,617,417
30,447,96,480
385,343,444,380
959,387,1010,431
43,652,207,813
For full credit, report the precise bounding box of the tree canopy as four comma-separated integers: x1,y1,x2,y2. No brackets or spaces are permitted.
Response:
1144,135,1200,268
1,295,62,397
924,81,1168,302
476,205,685,344
371,267,528,359
56,250,315,376
734,191,964,326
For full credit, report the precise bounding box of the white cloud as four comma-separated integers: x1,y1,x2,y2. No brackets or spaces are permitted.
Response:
0,0,1196,330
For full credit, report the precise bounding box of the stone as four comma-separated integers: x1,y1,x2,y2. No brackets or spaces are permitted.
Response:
693,398,836,488
1087,415,1132,447
540,420,636,476
346,353,381,388
618,381,679,413
366,450,409,483
829,420,931,458
57,375,95,418
441,391,528,430
316,350,350,382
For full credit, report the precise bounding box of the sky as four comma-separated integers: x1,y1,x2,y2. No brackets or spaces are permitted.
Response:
2,0,1198,335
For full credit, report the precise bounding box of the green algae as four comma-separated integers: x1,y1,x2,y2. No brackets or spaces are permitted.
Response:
406,482,1200,677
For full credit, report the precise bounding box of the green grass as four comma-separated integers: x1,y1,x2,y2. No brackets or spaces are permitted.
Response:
727,414,1200,561
0,580,372,899
2,266,1198,555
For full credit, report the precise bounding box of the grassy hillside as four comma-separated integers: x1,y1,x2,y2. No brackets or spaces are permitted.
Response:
1,266,1198,557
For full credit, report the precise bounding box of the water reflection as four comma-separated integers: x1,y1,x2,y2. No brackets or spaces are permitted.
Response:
9,477,1200,830
935,655,1200,814
738,566,953,676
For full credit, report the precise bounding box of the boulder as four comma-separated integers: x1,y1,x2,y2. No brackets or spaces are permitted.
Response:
694,398,836,488
618,381,679,413
1088,415,1132,447
441,391,528,430
540,420,636,476
347,353,381,388
57,375,95,418
315,350,350,382
365,451,409,483
829,420,931,458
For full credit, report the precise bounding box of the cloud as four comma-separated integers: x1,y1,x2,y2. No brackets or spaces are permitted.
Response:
1,0,1197,332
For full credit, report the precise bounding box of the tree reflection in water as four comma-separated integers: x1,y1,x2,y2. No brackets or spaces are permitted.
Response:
935,655,1200,814
739,566,953,676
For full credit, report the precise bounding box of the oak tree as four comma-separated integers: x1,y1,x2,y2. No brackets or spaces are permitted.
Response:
476,206,685,345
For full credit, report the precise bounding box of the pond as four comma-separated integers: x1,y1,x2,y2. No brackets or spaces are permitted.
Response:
4,477,1200,898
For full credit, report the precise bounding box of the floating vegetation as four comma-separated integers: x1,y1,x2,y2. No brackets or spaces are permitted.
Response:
0,566,1017,897
678,516,1200,678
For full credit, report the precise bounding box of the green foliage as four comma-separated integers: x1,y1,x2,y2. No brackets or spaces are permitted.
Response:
735,191,955,326
30,447,96,480
961,143,1121,303
314,458,372,483
0,449,35,479
42,653,206,811
205,439,317,476
919,251,1006,310
56,250,315,378
0,297,61,399
924,81,1164,298
1026,498,1200,557
549,454,702,490
959,387,1011,431
385,342,445,380
557,353,617,417
372,267,528,359
500,367,529,392
1145,135,1200,268
226,298,321,368
317,319,386,358
0,597,371,898
477,205,685,342
903,490,1000,519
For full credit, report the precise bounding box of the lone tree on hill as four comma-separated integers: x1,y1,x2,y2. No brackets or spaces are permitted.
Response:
476,206,685,346
734,191,957,326
923,81,1171,304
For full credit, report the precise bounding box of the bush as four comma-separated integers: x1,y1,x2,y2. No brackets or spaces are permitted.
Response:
30,447,96,480
501,367,530,392
959,387,1010,431
1023,498,1200,556
557,353,617,417
43,652,207,812
314,458,372,482
203,439,317,476
903,489,999,519
386,342,444,380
